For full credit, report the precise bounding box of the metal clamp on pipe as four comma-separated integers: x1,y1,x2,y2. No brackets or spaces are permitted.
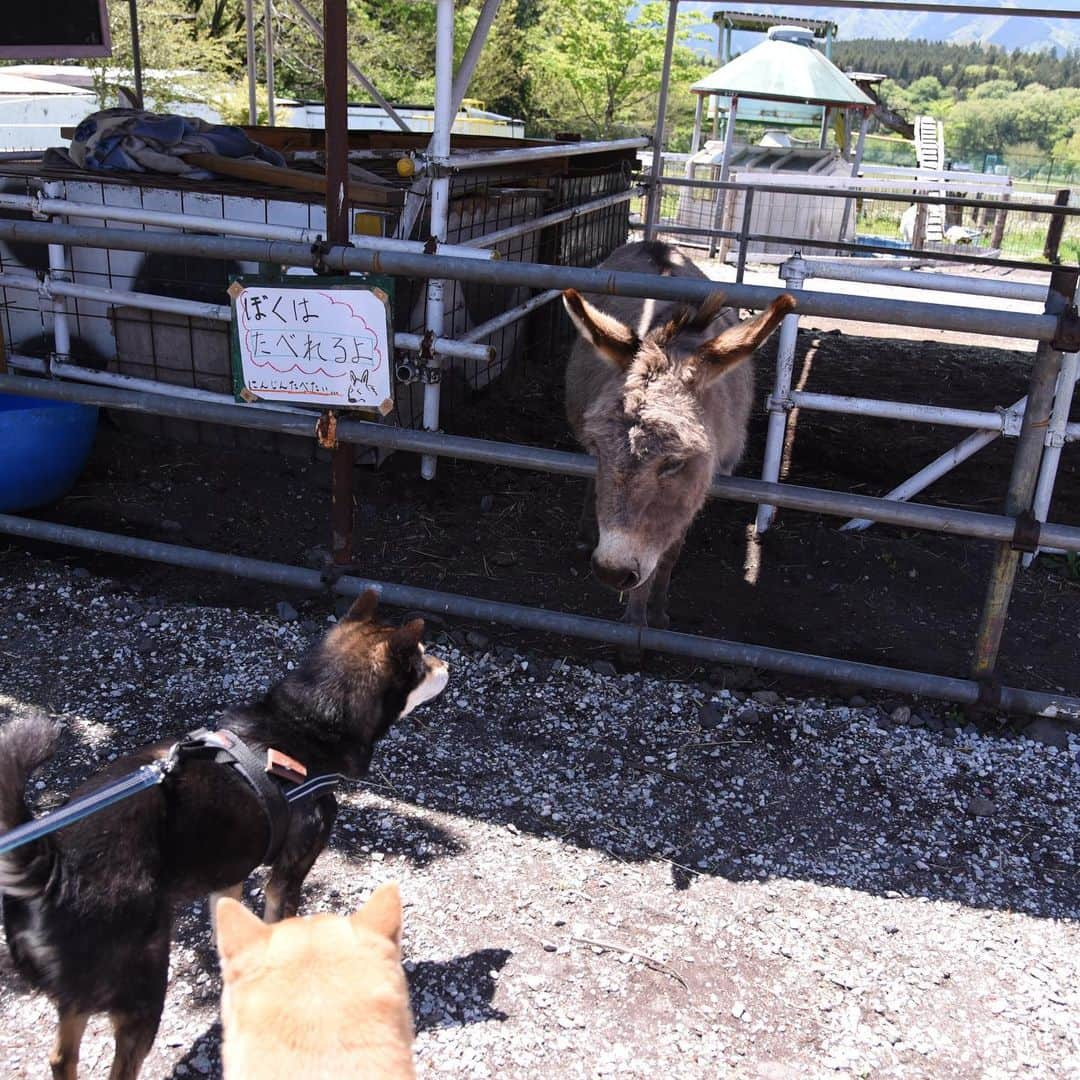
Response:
1010,509,1042,554
311,237,350,277
315,410,339,450
1052,304,1080,354
976,678,1003,713
396,359,441,385
396,358,421,385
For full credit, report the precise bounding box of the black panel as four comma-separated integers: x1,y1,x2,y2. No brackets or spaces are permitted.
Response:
1,2,109,56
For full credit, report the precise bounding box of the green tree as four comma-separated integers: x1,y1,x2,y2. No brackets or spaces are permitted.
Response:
526,0,703,139
94,0,242,111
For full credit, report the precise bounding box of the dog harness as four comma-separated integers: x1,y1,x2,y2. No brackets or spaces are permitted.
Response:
0,729,342,863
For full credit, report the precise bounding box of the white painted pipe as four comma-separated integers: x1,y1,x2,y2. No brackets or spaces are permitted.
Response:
464,190,635,249
644,0,679,242
708,94,738,260
0,193,495,261
803,260,1047,303
452,0,502,115
461,288,561,343
1025,350,1080,566
41,186,72,362
789,390,1021,432
0,273,493,362
755,255,804,535
440,138,649,171
6,353,308,415
421,0,455,481
841,396,1028,532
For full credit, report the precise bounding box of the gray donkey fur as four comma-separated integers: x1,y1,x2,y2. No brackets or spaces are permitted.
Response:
563,241,794,631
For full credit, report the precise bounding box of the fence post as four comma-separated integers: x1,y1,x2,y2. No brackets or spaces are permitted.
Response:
755,255,806,536
970,267,1078,689
644,0,679,242
1043,189,1071,264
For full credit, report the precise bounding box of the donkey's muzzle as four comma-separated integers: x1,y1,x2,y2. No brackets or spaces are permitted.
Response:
591,554,640,592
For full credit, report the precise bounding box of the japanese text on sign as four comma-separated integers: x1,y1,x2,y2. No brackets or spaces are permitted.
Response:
230,283,393,413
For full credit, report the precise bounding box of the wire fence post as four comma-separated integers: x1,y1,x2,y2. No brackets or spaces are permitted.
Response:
323,0,353,566
755,254,805,535
128,0,144,109
970,267,1078,687
734,187,754,284
644,0,679,241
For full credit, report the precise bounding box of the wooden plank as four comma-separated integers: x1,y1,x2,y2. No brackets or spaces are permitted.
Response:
180,152,403,207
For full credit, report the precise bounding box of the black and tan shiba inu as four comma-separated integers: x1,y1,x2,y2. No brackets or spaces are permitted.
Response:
0,591,447,1080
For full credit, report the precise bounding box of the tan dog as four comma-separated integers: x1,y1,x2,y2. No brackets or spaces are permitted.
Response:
215,883,416,1079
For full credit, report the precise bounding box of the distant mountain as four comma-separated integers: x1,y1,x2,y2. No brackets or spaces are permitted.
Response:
680,5,1079,59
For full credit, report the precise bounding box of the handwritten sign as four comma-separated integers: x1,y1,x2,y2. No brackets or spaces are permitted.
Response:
229,278,394,414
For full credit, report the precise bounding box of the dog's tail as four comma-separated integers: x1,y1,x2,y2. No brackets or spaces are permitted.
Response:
0,708,60,898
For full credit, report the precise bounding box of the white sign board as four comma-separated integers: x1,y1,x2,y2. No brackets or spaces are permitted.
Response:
229,281,394,414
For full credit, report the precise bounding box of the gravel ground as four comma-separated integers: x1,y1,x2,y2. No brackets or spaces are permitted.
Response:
2,553,1079,1078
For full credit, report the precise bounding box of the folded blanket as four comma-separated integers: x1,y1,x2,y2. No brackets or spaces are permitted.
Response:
69,108,285,178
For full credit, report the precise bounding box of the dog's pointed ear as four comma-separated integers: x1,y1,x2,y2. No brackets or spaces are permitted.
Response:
215,897,270,970
390,618,424,652
695,294,796,381
344,589,379,623
352,882,403,951
563,289,638,371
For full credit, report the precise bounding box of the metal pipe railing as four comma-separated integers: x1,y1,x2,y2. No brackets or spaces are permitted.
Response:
444,137,649,171
461,289,561,343
6,354,310,415
4,371,1080,554
0,272,494,363
464,190,635,249
0,511,1074,718
788,391,1021,433
654,173,1080,216
0,219,1062,342
802,262,1048,304
0,192,496,261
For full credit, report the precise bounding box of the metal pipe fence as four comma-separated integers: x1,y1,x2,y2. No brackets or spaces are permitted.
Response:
0,218,1062,342
644,159,1079,271
2,511,1074,719
5,371,1080,555
2,180,1078,714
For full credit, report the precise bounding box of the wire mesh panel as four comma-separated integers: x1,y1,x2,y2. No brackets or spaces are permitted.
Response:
0,148,633,458
643,151,1078,269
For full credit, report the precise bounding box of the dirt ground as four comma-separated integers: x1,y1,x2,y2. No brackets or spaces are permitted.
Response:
13,318,1080,705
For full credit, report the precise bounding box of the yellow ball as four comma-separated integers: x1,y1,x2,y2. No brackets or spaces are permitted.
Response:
396,156,415,178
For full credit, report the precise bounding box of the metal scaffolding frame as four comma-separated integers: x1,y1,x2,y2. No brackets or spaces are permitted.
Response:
3,0,1080,715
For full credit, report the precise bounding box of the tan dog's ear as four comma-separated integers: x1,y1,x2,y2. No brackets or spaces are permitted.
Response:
352,882,403,951
563,289,639,371
344,589,380,623
215,897,271,975
696,294,796,380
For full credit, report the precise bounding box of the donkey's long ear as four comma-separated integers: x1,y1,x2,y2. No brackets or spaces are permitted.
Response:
563,289,639,371
696,294,796,379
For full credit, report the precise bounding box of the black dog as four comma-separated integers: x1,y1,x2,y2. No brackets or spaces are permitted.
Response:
0,591,447,1080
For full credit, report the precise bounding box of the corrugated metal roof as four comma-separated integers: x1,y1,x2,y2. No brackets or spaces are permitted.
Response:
691,36,874,108
712,10,837,35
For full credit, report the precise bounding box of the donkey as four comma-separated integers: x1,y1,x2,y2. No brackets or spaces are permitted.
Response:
563,241,794,632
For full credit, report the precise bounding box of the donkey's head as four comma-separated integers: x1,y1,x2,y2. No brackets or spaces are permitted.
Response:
564,289,794,593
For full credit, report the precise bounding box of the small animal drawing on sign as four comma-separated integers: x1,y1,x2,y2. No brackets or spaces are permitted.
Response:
349,369,372,403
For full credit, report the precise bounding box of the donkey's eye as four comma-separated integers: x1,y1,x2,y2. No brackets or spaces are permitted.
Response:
658,458,686,478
